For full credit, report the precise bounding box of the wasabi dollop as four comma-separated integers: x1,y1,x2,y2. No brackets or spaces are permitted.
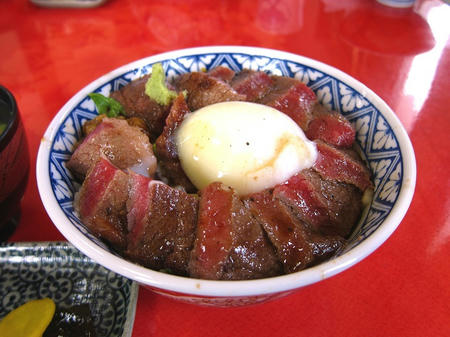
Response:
145,63,178,106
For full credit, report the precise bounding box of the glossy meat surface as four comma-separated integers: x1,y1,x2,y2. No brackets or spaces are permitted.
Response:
190,182,281,280
175,71,246,111
75,157,129,250
126,180,199,275
154,94,196,192
67,117,156,180
111,75,171,141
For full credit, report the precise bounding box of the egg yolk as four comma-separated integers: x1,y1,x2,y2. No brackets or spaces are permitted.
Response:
176,101,317,195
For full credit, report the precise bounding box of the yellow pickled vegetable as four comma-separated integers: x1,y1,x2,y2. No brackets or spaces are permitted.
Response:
0,298,55,337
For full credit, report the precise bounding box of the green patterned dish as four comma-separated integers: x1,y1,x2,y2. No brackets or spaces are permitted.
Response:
0,242,138,337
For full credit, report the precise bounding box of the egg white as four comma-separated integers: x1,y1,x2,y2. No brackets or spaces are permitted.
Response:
176,101,317,195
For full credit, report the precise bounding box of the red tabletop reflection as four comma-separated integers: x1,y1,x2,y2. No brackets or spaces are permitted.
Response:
1,0,449,336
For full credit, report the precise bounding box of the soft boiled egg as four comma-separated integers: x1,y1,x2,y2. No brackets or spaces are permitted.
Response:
176,101,318,195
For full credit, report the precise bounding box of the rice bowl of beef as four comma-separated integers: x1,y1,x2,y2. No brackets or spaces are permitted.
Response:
37,46,416,306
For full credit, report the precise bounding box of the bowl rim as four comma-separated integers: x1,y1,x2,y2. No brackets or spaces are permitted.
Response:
36,45,416,297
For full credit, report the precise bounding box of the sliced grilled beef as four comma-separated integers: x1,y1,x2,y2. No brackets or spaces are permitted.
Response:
126,172,151,244
273,170,330,230
307,170,363,238
275,169,362,238
75,157,129,250
207,66,236,83
110,75,171,141
309,232,345,263
246,190,345,273
125,179,198,276
306,103,355,148
175,71,246,111
189,182,281,280
258,75,317,131
230,69,273,102
154,94,196,192
222,196,282,280
313,141,373,191
245,190,315,273
189,182,234,280
67,117,157,180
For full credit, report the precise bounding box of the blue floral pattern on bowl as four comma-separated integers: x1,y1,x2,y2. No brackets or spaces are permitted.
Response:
48,51,403,256
0,242,138,337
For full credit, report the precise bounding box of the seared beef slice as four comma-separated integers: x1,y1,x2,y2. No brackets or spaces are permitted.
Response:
110,75,171,141
273,170,330,231
154,94,196,192
189,183,233,280
223,195,282,280
75,158,129,250
246,191,315,274
189,182,281,280
306,103,355,148
67,118,156,180
207,66,236,83
308,232,345,264
246,189,345,273
126,178,198,276
258,76,316,131
313,141,373,192
230,69,273,102
175,71,245,111
274,169,363,238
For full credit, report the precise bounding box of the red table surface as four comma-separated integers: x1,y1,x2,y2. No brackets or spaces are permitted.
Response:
1,0,449,336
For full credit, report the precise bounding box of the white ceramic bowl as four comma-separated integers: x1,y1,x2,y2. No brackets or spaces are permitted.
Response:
37,46,416,306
